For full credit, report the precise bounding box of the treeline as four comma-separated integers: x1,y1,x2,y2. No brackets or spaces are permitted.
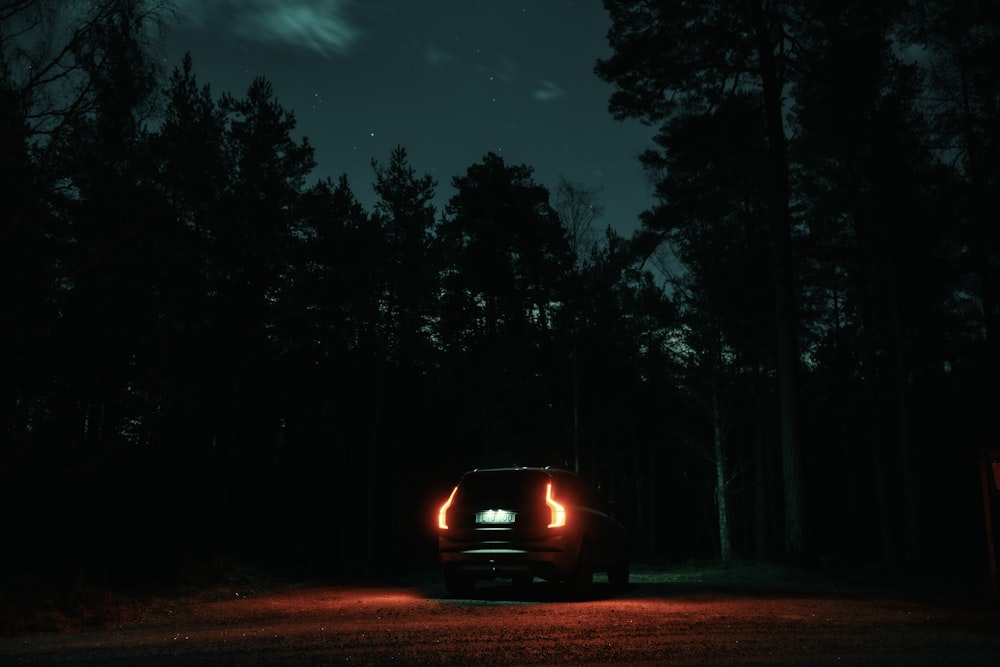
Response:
1,0,997,586
596,0,999,568
1,1,676,583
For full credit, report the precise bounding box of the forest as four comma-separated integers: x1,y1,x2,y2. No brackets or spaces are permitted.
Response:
2,0,998,587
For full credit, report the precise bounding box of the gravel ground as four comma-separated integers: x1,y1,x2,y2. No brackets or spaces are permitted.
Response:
2,562,998,666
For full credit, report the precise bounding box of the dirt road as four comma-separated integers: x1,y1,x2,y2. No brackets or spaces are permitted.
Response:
2,565,998,665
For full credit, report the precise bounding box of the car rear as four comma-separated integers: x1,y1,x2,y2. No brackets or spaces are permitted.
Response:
436,468,589,593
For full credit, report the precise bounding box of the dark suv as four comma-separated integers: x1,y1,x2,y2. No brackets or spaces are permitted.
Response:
437,467,629,595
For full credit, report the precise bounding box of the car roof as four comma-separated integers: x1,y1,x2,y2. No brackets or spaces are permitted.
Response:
460,466,584,481
464,466,572,474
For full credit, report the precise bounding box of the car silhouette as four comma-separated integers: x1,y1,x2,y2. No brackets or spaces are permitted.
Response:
436,466,629,595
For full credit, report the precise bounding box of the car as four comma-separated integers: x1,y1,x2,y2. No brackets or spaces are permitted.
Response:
436,466,629,595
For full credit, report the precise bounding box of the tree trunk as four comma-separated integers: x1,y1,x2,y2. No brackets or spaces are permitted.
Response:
752,0,805,558
754,411,770,560
711,359,732,562
889,269,919,567
572,348,580,473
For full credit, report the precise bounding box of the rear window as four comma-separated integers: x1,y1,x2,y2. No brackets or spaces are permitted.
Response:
455,470,551,505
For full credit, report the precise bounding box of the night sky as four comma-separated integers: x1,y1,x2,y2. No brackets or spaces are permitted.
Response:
163,0,656,235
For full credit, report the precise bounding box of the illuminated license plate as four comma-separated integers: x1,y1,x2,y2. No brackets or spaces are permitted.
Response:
476,509,515,524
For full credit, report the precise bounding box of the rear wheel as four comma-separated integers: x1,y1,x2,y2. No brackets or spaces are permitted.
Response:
567,541,593,596
443,569,475,596
607,554,630,591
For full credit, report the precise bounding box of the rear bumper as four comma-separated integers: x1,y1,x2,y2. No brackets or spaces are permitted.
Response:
438,534,572,580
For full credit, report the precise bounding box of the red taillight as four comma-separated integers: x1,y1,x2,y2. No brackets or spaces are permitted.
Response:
546,482,566,528
438,486,458,530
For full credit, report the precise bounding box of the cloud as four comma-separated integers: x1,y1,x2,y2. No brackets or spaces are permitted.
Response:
532,80,567,103
173,0,362,57
491,55,519,83
424,44,457,67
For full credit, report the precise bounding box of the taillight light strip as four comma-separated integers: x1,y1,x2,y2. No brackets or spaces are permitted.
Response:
546,482,566,528
438,485,458,530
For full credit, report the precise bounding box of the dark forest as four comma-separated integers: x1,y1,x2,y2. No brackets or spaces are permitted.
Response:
2,0,998,590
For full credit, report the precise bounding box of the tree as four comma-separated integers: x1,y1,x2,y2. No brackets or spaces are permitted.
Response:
436,152,573,460
206,75,316,563
639,93,775,562
370,145,438,374
0,0,171,177
792,0,957,566
563,228,678,554
218,76,315,301
596,0,806,557
0,40,56,440
211,74,316,355
904,0,1000,436
156,53,229,234
280,172,387,570
48,0,167,454
1,0,194,578
553,175,604,266
551,176,606,471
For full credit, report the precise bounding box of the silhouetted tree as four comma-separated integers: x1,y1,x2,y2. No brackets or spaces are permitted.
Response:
0,0,170,178
206,75,315,563
554,175,604,267
561,228,678,556
0,0,185,579
370,145,438,377
0,47,56,438
0,35,66,572
146,52,234,567
904,0,1000,441
551,176,606,471
640,94,774,562
275,172,384,571
436,152,573,461
597,0,806,557
792,0,959,566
